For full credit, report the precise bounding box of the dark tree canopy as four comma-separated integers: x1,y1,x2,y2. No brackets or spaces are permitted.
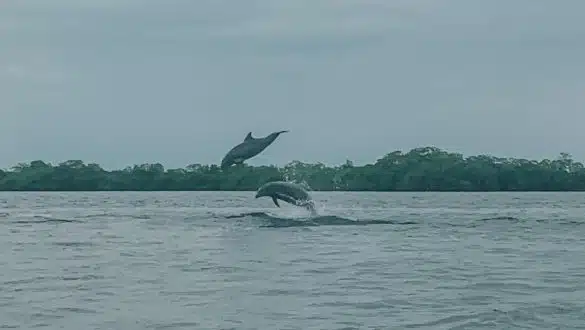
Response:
1,146,584,191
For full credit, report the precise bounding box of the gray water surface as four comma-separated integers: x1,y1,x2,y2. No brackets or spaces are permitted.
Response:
1,191,584,329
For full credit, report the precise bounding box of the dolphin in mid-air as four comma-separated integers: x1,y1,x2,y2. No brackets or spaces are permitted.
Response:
255,181,317,215
220,130,289,169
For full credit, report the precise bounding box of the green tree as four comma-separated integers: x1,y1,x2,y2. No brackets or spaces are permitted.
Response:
1,146,585,191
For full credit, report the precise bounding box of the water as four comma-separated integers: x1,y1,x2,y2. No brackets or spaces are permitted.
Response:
1,191,584,329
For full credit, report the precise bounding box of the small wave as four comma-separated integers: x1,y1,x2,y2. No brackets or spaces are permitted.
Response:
52,241,96,247
557,219,585,226
479,216,521,222
12,215,82,224
79,212,151,220
225,212,269,219
224,211,416,227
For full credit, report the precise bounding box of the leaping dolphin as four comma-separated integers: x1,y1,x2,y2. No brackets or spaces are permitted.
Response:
255,181,317,215
220,130,289,169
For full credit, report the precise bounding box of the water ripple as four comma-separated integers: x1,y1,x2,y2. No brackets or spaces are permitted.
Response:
0,191,584,329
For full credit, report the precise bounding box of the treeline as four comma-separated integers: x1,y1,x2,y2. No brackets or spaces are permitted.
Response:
1,146,584,191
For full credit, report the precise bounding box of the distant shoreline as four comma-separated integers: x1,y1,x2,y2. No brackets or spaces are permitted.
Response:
1,146,583,192
1,190,585,192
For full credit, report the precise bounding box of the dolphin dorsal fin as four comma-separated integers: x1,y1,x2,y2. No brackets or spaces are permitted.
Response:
244,132,254,142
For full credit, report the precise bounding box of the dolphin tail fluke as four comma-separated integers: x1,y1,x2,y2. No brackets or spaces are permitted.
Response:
271,196,280,207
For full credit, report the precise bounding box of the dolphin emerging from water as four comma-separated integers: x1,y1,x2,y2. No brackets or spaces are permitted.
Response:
255,181,317,215
221,130,289,169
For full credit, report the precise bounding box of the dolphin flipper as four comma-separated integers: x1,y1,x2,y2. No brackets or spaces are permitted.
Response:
275,193,300,206
278,194,318,216
271,196,280,207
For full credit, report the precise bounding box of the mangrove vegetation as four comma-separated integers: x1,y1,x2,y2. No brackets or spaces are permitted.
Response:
1,146,584,191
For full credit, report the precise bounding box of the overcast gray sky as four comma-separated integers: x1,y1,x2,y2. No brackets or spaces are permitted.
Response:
1,0,584,170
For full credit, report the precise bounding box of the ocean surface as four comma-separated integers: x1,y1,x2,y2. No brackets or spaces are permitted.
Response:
1,191,584,329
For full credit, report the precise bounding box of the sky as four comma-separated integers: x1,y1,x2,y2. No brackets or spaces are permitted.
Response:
1,0,585,170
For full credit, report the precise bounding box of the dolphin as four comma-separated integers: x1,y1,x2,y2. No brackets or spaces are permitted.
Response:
220,130,289,169
255,181,317,215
